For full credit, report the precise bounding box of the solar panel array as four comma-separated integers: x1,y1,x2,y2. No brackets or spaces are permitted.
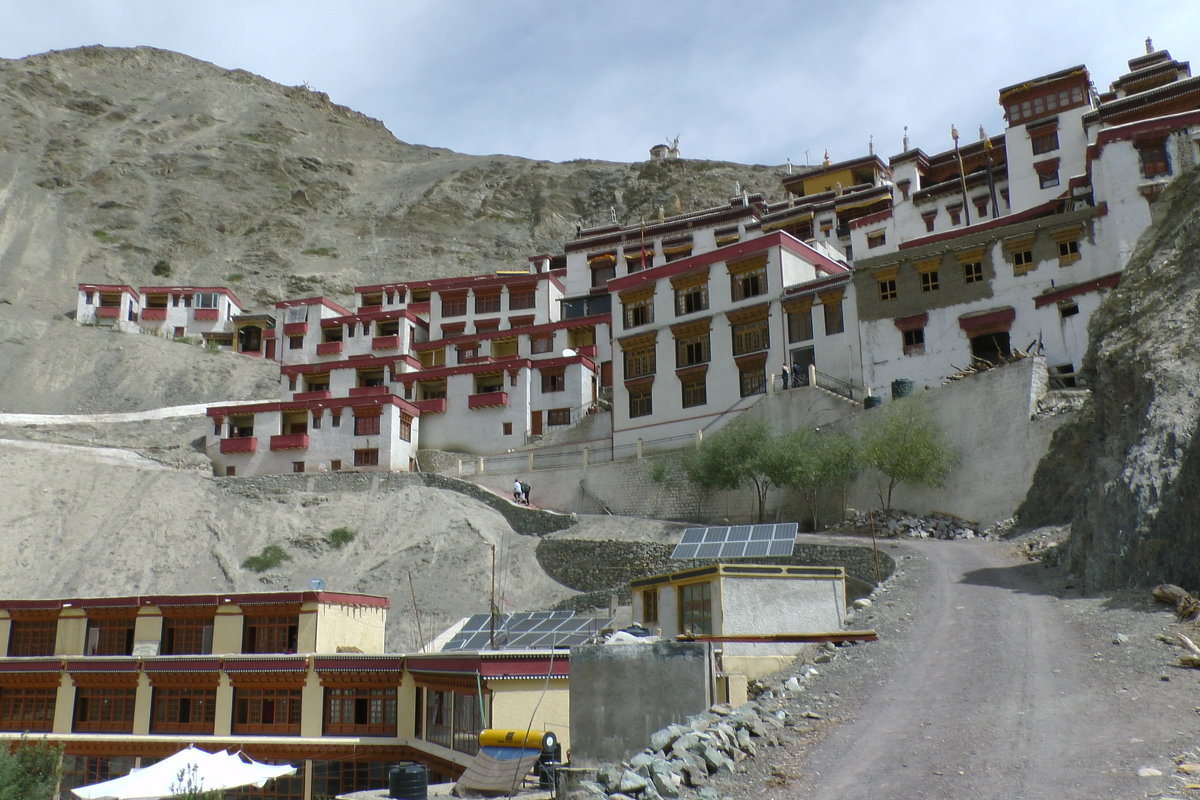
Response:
670,523,799,559
441,611,614,652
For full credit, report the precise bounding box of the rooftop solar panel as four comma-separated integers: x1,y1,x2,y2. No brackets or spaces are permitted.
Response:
670,522,799,559
441,611,614,652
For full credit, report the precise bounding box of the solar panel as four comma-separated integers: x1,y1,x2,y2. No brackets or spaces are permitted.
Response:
670,522,799,559
441,611,614,652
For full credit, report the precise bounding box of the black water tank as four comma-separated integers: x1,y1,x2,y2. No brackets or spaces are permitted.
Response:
863,395,883,409
890,378,914,399
389,762,428,800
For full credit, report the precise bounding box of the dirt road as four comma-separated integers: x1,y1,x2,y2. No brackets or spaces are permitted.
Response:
750,539,1199,800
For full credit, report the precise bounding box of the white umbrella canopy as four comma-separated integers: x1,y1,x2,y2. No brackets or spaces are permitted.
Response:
72,745,296,800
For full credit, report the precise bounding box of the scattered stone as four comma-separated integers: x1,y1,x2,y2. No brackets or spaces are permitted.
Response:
852,598,872,609
1113,632,1129,644
618,769,648,794
783,676,803,692
1137,767,1163,778
696,789,720,800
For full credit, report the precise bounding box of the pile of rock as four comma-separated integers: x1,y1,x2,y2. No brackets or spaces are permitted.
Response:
849,509,981,540
565,701,785,800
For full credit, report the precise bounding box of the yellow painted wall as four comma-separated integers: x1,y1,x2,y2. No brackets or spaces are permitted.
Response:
0,617,9,655
132,673,152,735
297,606,318,653
52,680,75,733
299,670,324,737
487,678,571,754
213,673,233,736
56,612,86,656
801,167,857,197
133,610,162,653
311,605,386,653
212,607,243,654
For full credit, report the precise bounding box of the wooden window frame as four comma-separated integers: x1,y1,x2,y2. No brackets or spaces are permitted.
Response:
241,614,299,654
324,686,398,736
232,687,302,735
150,686,217,734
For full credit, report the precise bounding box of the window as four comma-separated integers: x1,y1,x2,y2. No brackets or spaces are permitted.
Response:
1039,169,1059,189
161,616,214,655
1058,239,1080,265
921,210,937,232
1031,130,1059,155
424,689,452,748
822,293,845,335
589,254,616,288
324,686,397,736
787,307,813,343
642,589,659,625
241,614,299,654
74,687,136,732
1013,250,1034,275
867,230,886,249
292,461,305,474
441,295,466,317
354,448,379,467
530,335,553,354
878,278,897,301
150,687,217,734
225,466,236,477
624,346,656,379
947,206,962,226
285,306,307,324
86,617,135,656
399,414,412,442
193,292,219,309
681,373,707,408
288,336,303,350
354,415,381,436
731,319,768,356
0,686,55,731
738,361,766,397
453,693,484,754
547,408,571,426
330,460,341,471
675,332,710,368
920,271,939,292
541,371,565,392
628,386,652,418
675,284,709,315
730,261,767,301
474,293,501,314
1138,140,1170,177
1059,299,1080,318
321,326,343,344
678,582,713,635
233,688,301,735
7,619,56,657
963,261,984,283
502,422,512,436
508,288,536,310
902,328,925,356
331,412,341,428
622,296,654,329
974,197,989,219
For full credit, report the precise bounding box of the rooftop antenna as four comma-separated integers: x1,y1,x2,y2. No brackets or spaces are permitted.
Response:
805,149,810,166
1145,36,1154,54
786,158,792,174
902,125,909,151
978,124,987,141
868,134,874,156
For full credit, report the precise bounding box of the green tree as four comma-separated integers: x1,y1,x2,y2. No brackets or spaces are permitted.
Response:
860,397,959,511
0,737,63,800
683,417,781,522
768,428,859,530
170,763,223,800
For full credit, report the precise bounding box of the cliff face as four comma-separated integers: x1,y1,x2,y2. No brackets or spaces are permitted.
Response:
1020,168,1200,590
0,45,786,316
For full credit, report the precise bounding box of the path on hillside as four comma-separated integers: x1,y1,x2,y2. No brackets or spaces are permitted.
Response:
769,540,1192,800
0,398,274,426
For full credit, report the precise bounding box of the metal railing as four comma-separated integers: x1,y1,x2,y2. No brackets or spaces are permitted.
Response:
814,370,862,403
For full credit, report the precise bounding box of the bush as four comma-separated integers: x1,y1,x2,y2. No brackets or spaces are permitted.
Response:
326,527,355,549
242,545,291,573
0,737,63,800
152,259,171,277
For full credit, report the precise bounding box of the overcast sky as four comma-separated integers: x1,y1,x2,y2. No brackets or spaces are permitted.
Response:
3,2,1197,166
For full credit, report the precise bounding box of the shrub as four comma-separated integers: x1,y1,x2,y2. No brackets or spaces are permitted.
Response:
242,545,291,573
152,259,171,277
301,247,337,257
0,737,63,800
225,272,245,282
326,527,355,549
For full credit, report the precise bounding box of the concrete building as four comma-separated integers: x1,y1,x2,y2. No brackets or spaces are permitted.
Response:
0,590,573,800
630,563,847,678
135,286,246,340
75,283,141,332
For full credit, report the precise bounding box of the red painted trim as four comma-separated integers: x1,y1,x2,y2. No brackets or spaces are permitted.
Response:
220,437,257,454
209,394,422,419
96,306,121,318
848,208,894,230
140,308,167,321
349,385,389,397
372,335,400,351
66,661,140,673
281,353,396,375
1093,109,1200,147
78,283,138,296
274,296,352,315
479,659,570,679
415,314,608,351
143,658,222,673
896,199,1063,250
0,660,62,672
313,656,406,671
894,312,929,331
283,322,308,336
783,273,851,298
222,657,309,672
958,307,1016,332
607,232,844,293
1033,273,1120,307
355,271,559,295
269,433,309,451
316,341,344,356
468,391,509,409
412,398,447,414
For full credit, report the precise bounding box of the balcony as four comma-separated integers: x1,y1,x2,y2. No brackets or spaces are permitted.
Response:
576,344,597,358
96,306,121,318
372,335,400,351
408,301,431,315
349,385,389,397
358,304,383,315
220,437,257,454
270,433,310,451
141,308,168,321
413,397,446,414
292,390,331,401
283,322,308,336
193,308,220,321
316,341,344,356
468,391,509,410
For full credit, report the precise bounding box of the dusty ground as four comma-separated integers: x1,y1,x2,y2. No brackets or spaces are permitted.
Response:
711,533,1200,800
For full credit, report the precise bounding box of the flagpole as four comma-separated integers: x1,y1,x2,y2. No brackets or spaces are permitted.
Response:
952,125,972,226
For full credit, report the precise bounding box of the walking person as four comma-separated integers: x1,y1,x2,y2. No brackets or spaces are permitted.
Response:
513,478,526,505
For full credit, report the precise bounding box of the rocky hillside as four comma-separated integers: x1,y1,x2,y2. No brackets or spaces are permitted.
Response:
1019,168,1200,591
0,45,786,318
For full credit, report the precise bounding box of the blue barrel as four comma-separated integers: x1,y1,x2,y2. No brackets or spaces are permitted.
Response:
890,378,914,399
863,395,883,409
389,762,428,800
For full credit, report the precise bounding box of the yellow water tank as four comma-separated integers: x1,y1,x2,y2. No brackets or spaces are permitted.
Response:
478,728,557,752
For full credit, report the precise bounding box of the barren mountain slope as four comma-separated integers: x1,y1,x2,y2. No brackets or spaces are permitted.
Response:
0,45,787,318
